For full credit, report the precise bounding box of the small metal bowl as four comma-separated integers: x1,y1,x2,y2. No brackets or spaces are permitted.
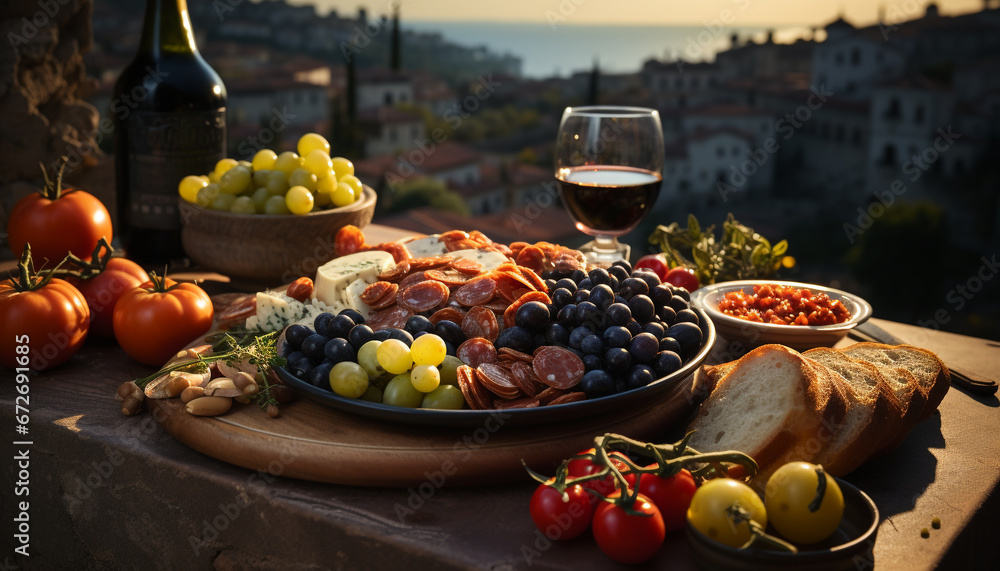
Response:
690,280,873,351
686,479,879,571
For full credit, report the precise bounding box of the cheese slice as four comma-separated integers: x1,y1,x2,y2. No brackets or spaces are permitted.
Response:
445,248,510,271
402,235,449,258
246,291,344,332
313,250,395,308
344,276,379,320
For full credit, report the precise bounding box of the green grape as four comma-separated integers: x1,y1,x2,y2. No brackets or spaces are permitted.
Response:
219,165,252,195
285,185,314,215
358,340,385,379
288,167,318,192
214,158,238,178
238,160,252,169
383,374,423,408
361,385,383,403
304,149,334,179
230,195,256,214
331,156,354,179
263,194,291,215
178,175,207,203
210,193,236,211
331,181,355,207
196,183,221,207
316,173,338,195
274,151,302,176
252,168,272,187
421,385,466,410
251,149,278,171
298,132,330,156
438,355,463,386
340,174,363,195
314,189,332,208
377,339,413,375
411,334,447,366
265,170,290,196
410,364,441,393
329,361,369,399
251,187,270,212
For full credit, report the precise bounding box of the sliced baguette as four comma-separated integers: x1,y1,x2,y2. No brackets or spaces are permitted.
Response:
803,347,903,474
843,343,950,420
687,344,848,481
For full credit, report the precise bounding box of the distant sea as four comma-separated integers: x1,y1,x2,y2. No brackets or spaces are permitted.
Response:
404,21,772,78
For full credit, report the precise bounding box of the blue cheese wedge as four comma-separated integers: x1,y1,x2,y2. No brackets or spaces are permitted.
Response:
402,235,449,258
245,290,343,332
445,248,510,271
314,250,395,308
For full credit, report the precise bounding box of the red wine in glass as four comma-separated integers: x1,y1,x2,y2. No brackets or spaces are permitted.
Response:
557,166,662,237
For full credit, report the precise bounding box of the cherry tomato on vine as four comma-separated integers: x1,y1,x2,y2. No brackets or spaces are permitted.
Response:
592,491,666,565
113,275,214,366
529,481,594,540
567,448,632,497
764,462,844,544
664,267,700,292
687,478,767,548
633,254,668,282
7,162,112,267
0,247,89,370
635,467,698,532
70,257,148,338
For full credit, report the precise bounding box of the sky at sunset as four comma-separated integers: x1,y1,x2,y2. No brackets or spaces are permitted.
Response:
297,0,985,26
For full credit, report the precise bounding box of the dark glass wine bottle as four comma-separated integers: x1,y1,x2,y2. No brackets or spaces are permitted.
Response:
114,0,227,265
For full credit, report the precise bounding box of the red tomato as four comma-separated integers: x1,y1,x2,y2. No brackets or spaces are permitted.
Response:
7,168,113,267
634,254,668,282
1,276,89,371
567,448,632,497
635,467,698,532
592,492,666,565
113,276,214,366
664,267,700,292
529,481,594,540
70,258,148,337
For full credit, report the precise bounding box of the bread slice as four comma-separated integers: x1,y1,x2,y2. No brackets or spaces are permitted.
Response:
845,343,951,422
687,345,849,481
803,347,903,474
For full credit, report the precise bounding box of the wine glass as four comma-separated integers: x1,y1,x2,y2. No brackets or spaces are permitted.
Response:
554,106,664,267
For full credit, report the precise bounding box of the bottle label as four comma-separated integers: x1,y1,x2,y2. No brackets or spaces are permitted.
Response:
127,109,226,230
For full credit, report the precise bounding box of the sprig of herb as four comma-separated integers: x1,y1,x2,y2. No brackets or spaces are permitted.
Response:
648,213,792,285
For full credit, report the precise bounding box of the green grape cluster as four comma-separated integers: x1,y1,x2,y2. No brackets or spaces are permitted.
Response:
177,132,366,216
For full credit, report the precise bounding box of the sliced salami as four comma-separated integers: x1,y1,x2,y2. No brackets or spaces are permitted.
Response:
509,361,545,398
397,280,450,313
546,392,587,406
456,364,490,410
360,281,394,305
534,386,566,405
450,257,484,276
461,306,499,343
378,261,410,282
498,347,535,363
452,277,497,306
407,256,452,271
368,283,400,310
456,337,498,369
424,269,471,287
429,307,466,325
366,305,414,331
532,346,585,390
494,397,540,409
515,245,545,275
398,270,430,291
475,363,521,399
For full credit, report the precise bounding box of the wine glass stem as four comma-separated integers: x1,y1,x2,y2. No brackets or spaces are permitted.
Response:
592,236,619,253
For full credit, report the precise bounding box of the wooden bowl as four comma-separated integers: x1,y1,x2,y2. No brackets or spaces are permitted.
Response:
179,187,376,285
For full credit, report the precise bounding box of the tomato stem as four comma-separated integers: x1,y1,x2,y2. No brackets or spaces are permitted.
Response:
37,157,68,201
6,243,70,292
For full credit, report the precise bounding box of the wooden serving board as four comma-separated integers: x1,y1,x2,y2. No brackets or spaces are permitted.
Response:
148,376,701,487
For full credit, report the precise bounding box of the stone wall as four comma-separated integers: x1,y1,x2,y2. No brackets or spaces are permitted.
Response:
0,0,103,252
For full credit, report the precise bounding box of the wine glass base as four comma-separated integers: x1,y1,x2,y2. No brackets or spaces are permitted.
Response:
578,239,630,268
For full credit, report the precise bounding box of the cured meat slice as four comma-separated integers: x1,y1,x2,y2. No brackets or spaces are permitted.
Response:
534,387,566,405
429,307,466,325
450,257,484,276
509,361,545,398
453,277,497,307
366,305,413,331
532,346,585,390
398,271,430,291
475,363,521,399
461,306,500,343
456,337,498,369
494,397,540,409
515,245,545,275
424,269,471,287
519,266,548,293
360,281,394,305
407,256,452,271
456,364,490,410
334,225,365,257
547,392,586,406
499,347,535,363
368,283,400,310
378,261,410,282
397,280,450,313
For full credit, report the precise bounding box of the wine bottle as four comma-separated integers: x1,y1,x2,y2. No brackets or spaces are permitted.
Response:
113,0,227,265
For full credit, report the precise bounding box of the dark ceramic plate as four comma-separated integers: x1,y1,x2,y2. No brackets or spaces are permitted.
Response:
276,308,715,427
686,479,879,571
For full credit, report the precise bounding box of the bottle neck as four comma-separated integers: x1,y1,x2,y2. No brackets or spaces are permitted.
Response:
139,0,198,56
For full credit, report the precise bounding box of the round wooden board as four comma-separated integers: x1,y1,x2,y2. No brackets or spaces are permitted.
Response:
149,376,702,487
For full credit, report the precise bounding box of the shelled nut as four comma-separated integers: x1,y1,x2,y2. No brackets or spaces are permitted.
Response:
185,396,233,416
180,386,206,403
204,378,244,398
232,371,259,396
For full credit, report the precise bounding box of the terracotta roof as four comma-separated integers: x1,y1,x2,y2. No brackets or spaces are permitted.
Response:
375,205,580,247
418,142,483,173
